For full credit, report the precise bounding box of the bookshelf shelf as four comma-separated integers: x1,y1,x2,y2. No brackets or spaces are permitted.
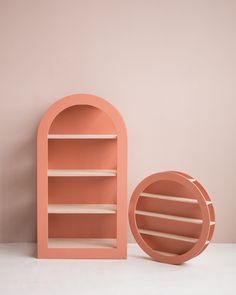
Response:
48,204,117,214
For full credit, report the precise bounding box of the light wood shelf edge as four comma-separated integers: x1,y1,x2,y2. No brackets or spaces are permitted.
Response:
140,192,212,205
48,134,117,139
48,204,117,214
48,169,117,177
48,238,117,248
138,228,198,243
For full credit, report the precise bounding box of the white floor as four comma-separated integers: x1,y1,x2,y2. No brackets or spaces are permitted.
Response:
0,243,235,295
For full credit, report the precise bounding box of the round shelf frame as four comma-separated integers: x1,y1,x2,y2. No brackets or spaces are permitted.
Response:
129,171,215,264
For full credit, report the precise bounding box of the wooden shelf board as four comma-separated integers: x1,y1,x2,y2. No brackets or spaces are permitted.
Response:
48,238,117,248
138,228,198,243
48,204,117,214
206,201,213,205
48,134,117,139
155,250,178,257
141,192,212,205
48,169,117,177
140,192,198,204
135,210,203,224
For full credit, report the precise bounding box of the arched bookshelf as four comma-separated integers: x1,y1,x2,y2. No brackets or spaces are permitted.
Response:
37,94,127,259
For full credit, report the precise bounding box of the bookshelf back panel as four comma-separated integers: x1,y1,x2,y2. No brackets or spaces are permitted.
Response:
48,177,117,204
48,214,117,238
49,105,116,134
48,139,116,169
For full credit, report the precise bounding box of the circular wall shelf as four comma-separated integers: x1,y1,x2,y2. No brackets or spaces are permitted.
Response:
129,171,215,264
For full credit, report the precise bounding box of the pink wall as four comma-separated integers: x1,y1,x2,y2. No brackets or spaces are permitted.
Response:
0,0,235,242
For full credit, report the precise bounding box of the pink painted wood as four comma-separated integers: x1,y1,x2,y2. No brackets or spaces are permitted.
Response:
129,171,215,264
37,94,127,258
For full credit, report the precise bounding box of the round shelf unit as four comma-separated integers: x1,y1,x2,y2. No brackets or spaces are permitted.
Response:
129,171,215,264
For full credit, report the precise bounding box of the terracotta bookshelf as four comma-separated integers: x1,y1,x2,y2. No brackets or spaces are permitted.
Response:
129,171,215,264
37,94,127,259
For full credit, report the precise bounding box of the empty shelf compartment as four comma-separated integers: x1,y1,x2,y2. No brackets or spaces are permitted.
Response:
135,210,203,224
138,228,198,243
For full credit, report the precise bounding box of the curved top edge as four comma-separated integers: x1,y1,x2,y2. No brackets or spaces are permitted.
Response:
135,171,194,187
37,93,127,138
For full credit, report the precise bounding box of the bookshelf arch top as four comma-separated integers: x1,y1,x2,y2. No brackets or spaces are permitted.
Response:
38,93,127,137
